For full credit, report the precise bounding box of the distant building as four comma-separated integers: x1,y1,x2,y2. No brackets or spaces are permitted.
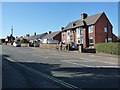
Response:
6,34,15,43
42,31,61,44
25,32,48,43
61,12,117,48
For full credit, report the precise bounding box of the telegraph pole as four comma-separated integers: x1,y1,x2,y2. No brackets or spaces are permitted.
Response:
10,26,14,45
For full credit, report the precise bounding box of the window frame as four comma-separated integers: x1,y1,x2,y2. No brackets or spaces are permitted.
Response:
104,27,107,32
88,25,93,33
89,37,94,46
108,38,112,42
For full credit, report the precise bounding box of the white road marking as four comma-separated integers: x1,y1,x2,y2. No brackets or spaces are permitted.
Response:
60,60,119,68
60,60,93,67
94,66,119,68
32,54,71,59
79,58,117,65
6,57,15,62
66,60,94,62
89,54,118,60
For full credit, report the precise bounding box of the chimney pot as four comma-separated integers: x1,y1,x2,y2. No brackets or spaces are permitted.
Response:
49,31,52,34
34,32,36,35
61,27,64,30
81,13,88,20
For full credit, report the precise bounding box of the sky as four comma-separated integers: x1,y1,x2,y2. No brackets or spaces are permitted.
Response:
1,2,119,38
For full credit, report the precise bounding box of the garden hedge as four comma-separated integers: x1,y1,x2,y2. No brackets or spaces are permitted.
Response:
96,42,120,55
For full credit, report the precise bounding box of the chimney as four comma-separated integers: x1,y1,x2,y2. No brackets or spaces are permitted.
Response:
61,27,64,31
49,31,52,34
81,13,88,20
26,34,30,37
34,32,36,35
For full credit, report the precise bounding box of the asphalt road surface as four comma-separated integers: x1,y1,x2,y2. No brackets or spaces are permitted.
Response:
2,45,120,89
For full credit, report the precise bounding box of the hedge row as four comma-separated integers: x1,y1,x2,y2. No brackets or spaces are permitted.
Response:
96,42,120,55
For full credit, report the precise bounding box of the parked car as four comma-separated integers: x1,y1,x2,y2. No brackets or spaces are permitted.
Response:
33,43,39,47
13,41,21,47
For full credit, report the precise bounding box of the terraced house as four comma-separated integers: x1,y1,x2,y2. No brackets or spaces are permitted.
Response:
61,12,117,48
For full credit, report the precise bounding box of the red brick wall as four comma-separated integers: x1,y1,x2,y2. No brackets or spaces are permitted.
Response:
95,13,113,45
53,32,61,42
83,27,86,47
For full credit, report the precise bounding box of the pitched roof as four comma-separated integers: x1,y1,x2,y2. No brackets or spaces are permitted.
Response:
27,33,48,40
63,12,103,30
42,31,60,39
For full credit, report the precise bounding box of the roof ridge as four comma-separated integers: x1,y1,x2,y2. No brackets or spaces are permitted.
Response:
85,12,103,19
67,12,104,23
63,12,104,30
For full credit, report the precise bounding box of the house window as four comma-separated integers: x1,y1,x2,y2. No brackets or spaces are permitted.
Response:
76,28,80,34
88,25,93,33
80,27,83,35
67,39,70,44
67,30,72,36
108,38,112,42
63,34,64,37
68,32,69,35
89,37,94,46
70,30,72,35
104,27,107,32
80,37,83,44
76,27,83,44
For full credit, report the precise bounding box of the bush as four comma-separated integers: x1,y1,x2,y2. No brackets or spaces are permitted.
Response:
96,42,120,55
20,38,29,43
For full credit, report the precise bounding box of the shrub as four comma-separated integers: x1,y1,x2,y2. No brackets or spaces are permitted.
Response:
96,42,120,55
20,38,29,43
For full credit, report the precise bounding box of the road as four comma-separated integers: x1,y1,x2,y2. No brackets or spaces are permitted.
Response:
2,45,119,89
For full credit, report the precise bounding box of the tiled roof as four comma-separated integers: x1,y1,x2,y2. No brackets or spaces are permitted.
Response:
42,31,60,39
63,12,103,30
27,33,48,40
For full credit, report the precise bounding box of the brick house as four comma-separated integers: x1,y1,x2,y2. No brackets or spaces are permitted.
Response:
61,12,117,48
